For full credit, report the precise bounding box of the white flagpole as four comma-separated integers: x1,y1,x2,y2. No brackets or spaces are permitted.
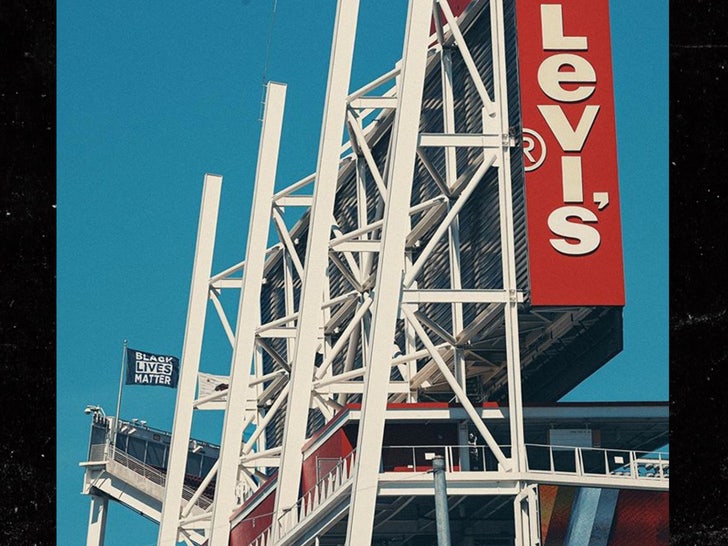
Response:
112,339,128,459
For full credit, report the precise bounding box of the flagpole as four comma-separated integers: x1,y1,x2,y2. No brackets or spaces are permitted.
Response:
112,339,128,459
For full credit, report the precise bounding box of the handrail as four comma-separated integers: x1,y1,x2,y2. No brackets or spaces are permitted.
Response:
244,443,668,546
248,449,357,546
380,444,511,472
88,442,214,510
523,443,669,480
377,443,669,480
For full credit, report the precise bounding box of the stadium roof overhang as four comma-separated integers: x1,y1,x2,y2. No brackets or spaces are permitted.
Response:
255,0,624,422
302,402,668,457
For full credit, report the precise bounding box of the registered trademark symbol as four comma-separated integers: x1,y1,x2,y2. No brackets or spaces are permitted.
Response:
522,128,546,171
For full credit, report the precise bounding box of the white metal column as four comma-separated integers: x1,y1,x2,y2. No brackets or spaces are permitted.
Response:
158,173,223,545
490,0,526,475
273,0,360,529
489,0,530,541
208,82,287,546
440,45,467,395
344,1,433,543
86,493,108,546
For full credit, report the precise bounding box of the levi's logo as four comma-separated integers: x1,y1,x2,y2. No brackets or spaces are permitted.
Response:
527,4,609,256
517,0,624,305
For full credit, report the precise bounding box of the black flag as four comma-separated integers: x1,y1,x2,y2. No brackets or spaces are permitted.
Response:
125,348,180,388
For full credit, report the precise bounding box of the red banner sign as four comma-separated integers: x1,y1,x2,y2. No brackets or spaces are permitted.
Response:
516,0,625,306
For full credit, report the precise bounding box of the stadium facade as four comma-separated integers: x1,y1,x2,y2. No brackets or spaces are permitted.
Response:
81,0,669,544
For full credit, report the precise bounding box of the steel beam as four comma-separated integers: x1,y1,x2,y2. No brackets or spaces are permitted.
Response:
489,0,530,541
274,0,361,530
490,0,526,475
207,82,287,546
158,173,222,545
441,49,467,395
344,1,433,543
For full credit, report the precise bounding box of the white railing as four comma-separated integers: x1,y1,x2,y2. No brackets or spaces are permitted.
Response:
378,443,669,483
380,444,510,473
524,443,669,481
88,442,214,510
110,447,168,486
112,448,214,510
248,450,357,546
245,443,668,545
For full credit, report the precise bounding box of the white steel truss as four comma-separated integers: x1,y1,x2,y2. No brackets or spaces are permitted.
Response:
153,1,630,545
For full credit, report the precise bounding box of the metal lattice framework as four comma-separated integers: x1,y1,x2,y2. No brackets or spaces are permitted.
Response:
156,1,553,544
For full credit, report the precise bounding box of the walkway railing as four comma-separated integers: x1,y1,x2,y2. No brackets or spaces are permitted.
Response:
524,443,669,481
249,449,357,546
87,442,213,511
380,443,669,480
245,443,667,545
380,444,510,472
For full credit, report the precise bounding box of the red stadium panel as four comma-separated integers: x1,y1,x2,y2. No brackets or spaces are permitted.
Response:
516,0,625,306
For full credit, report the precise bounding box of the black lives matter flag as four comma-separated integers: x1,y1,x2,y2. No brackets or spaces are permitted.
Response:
126,348,180,388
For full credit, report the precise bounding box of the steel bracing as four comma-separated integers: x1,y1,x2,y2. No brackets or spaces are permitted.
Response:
137,1,662,545
154,1,539,544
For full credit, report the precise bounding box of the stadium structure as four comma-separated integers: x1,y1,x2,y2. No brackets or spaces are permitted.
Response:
80,0,669,544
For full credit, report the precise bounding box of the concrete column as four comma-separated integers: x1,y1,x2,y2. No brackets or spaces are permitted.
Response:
86,493,108,546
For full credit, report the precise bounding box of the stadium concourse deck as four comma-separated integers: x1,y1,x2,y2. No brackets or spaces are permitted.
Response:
82,402,668,545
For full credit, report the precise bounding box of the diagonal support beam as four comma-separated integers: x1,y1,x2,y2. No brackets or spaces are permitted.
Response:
208,288,236,347
345,1,434,543
256,338,290,373
331,224,364,282
436,0,496,117
404,153,496,287
403,306,511,470
242,384,290,456
158,173,222,546
316,295,373,379
414,309,457,346
272,206,305,279
329,251,364,292
416,147,451,198
180,459,220,520
274,0,361,529
207,82,287,546
346,110,388,197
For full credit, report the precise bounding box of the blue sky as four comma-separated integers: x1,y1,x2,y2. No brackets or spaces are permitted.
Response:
57,1,667,544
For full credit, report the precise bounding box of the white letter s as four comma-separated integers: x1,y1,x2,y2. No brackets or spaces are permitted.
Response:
547,206,600,255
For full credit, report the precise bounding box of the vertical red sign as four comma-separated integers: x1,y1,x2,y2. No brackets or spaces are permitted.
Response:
515,0,625,306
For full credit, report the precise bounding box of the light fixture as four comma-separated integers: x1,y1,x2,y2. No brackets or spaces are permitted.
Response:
84,405,106,418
